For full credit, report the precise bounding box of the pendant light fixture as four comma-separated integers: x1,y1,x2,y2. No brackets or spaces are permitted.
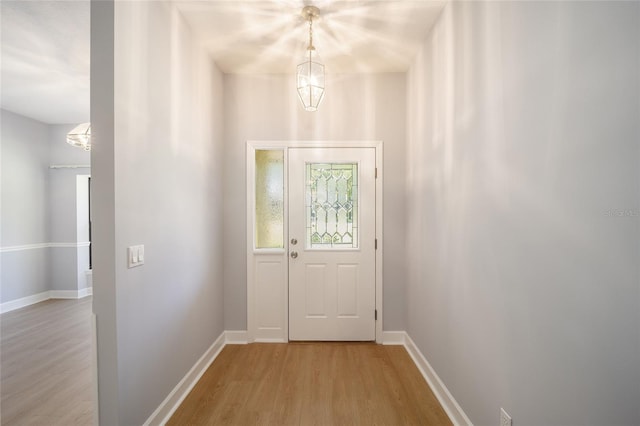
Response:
296,5,325,112
66,122,91,151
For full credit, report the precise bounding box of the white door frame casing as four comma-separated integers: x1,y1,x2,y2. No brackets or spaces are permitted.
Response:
246,141,384,343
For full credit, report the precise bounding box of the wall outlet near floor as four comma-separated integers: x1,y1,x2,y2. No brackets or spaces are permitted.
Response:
500,408,512,426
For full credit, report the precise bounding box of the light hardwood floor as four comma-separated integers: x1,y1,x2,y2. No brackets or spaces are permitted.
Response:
0,298,94,426
169,342,452,426
1,299,451,425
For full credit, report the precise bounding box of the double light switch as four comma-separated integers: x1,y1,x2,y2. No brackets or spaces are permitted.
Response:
128,245,145,268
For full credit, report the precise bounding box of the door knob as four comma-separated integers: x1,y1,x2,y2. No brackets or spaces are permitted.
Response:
290,251,298,259
291,238,298,245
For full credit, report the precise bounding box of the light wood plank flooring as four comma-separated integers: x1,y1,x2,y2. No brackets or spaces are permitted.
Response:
0,298,94,426
169,342,452,426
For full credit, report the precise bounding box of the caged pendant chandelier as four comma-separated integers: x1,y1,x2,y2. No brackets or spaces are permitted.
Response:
66,122,91,151
296,6,325,111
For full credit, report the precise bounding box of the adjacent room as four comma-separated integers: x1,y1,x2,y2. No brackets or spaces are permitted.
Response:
1,1,93,424
2,1,639,425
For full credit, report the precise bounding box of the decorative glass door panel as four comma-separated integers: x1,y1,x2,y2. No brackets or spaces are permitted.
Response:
289,148,375,341
306,163,358,249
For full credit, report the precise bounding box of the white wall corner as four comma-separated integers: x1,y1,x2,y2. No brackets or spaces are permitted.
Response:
403,333,473,426
1,287,93,314
225,330,249,344
78,287,93,298
143,331,226,426
382,331,407,345
0,291,51,314
86,269,93,284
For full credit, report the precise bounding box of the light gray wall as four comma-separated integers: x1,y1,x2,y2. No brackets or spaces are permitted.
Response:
49,248,77,291
0,250,49,302
92,1,225,424
223,73,407,331
49,124,89,246
48,164,90,292
49,169,81,244
1,112,90,301
49,124,89,292
1,109,50,302
1,109,50,246
405,2,640,425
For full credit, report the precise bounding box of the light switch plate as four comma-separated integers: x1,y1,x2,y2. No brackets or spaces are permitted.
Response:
127,245,145,268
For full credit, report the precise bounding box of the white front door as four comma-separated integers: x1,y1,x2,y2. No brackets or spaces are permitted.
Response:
288,148,376,341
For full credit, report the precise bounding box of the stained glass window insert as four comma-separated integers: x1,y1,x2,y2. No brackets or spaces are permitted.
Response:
306,163,358,249
255,150,284,248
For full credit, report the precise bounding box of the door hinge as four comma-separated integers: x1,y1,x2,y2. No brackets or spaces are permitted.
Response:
375,239,378,250
375,168,378,179
375,309,378,321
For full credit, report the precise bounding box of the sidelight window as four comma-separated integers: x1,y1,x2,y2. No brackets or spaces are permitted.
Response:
255,150,284,249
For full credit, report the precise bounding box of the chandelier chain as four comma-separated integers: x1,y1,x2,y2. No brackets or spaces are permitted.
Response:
308,16,314,50
297,5,324,111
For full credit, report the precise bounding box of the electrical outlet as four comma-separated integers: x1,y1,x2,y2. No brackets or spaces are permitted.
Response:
500,408,512,426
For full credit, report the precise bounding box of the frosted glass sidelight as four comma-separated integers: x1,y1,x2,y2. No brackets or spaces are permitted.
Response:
306,163,358,249
256,150,284,248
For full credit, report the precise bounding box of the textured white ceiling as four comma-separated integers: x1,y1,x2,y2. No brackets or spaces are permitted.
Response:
1,1,90,124
177,0,447,73
0,0,445,124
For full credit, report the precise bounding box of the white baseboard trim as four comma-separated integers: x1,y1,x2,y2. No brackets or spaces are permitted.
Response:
50,290,82,299
403,333,473,426
50,289,93,299
254,338,287,343
225,330,249,344
143,331,226,426
382,331,406,345
1,289,94,314
0,291,50,314
139,330,470,426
